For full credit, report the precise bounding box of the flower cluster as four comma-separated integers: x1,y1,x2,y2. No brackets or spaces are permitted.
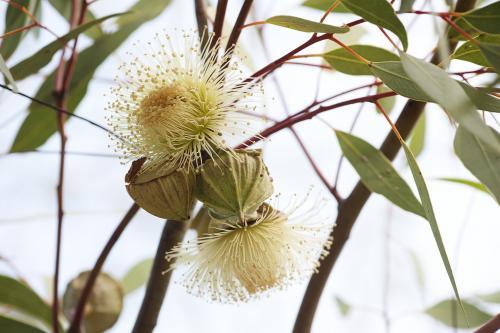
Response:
108,31,333,303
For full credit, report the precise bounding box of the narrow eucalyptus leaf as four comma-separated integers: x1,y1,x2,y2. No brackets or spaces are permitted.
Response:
302,0,351,13
478,42,500,74
425,299,491,328
0,53,18,92
335,130,425,217
0,316,47,333
266,15,349,34
323,45,399,75
409,112,426,157
340,0,408,49
462,2,500,34
47,0,103,39
477,291,500,303
438,177,491,196
1,0,30,60
121,258,153,294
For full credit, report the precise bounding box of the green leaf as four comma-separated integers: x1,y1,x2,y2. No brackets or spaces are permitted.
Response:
402,144,465,317
0,53,18,92
340,0,408,50
1,0,30,60
477,291,500,303
10,13,126,81
462,2,500,35
0,275,53,328
376,84,396,114
452,34,500,67
302,0,351,13
0,315,47,333
409,112,426,157
454,126,500,204
323,45,399,75
478,42,500,73
425,299,491,328
335,130,425,217
122,258,153,294
370,61,431,101
438,177,491,196
399,52,500,154
399,0,417,12
47,0,103,40
334,296,351,316
265,15,349,34
459,83,500,113
10,0,173,152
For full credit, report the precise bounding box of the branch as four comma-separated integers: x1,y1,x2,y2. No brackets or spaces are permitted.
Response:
292,0,477,332
475,313,500,333
131,220,189,333
68,203,140,333
225,0,253,52
194,0,209,47
212,0,228,44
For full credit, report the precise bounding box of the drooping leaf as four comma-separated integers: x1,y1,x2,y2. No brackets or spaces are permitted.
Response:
399,0,417,12
265,15,349,34
323,45,399,75
10,13,126,81
454,126,500,204
1,0,31,60
0,275,53,328
425,299,491,328
10,0,173,152
334,296,351,316
0,315,47,333
399,52,500,154
370,61,431,101
477,291,500,303
409,112,426,157
402,144,465,316
121,258,153,294
438,177,491,196
478,42,500,74
340,0,408,49
376,84,396,114
335,130,425,217
302,0,351,13
462,2,500,35
47,0,103,40
0,53,18,92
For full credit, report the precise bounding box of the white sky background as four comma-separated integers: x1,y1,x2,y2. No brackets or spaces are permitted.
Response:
0,0,499,332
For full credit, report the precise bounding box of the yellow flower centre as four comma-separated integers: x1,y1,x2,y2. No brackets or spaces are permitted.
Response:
137,85,186,128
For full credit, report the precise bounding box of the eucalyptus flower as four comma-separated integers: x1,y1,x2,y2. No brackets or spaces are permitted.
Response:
166,195,333,303
106,30,262,172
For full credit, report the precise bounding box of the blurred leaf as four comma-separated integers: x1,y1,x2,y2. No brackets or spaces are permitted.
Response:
454,126,500,203
477,291,500,303
335,130,425,217
0,275,53,328
459,83,500,113
399,0,417,12
47,0,103,40
28,0,42,39
1,0,30,60
407,249,425,293
478,42,500,73
438,177,491,196
402,144,465,316
462,2,500,35
302,0,351,13
10,13,126,81
0,315,47,333
452,35,500,67
10,0,173,152
409,112,426,157
370,61,431,101
323,45,399,75
334,296,351,316
122,258,153,294
400,52,500,154
376,84,396,113
425,299,491,328
266,15,349,34
340,0,408,50
0,53,18,92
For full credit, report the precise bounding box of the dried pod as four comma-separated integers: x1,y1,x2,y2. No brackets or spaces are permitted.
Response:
195,149,274,220
125,159,195,220
62,271,123,333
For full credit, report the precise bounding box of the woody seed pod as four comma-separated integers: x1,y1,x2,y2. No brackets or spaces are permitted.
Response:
125,158,195,220
195,149,274,221
62,271,123,333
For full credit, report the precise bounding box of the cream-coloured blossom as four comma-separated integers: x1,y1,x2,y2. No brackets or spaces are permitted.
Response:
106,30,262,171
166,195,333,303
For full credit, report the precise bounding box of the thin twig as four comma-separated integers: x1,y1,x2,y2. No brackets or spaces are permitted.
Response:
211,0,228,46
68,204,140,333
225,0,253,52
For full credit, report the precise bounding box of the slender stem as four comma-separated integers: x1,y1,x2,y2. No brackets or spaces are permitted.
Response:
0,22,37,39
292,1,476,331
211,0,228,45
68,203,140,333
131,220,189,333
475,313,500,333
225,0,253,52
